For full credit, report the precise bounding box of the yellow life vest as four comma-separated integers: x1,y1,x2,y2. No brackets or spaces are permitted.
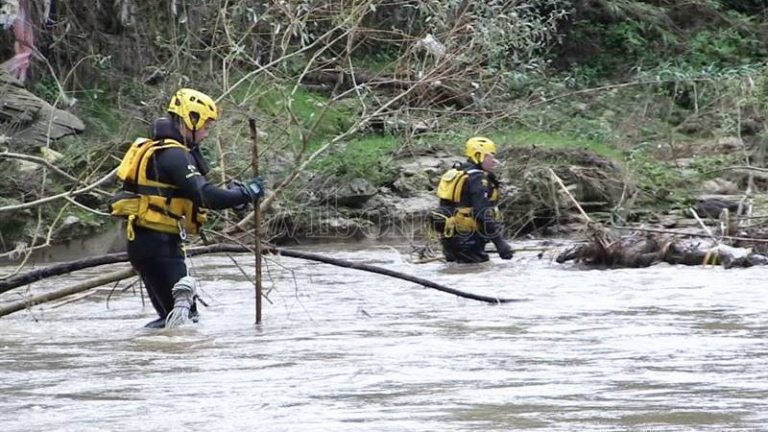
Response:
432,167,501,237
110,138,207,240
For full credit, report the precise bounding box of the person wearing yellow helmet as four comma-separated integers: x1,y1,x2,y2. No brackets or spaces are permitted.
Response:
111,88,266,328
167,88,219,142
431,136,513,263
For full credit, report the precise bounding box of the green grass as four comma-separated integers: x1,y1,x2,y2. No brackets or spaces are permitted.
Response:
74,89,124,136
491,130,623,159
350,50,401,74
228,76,359,153
310,134,398,185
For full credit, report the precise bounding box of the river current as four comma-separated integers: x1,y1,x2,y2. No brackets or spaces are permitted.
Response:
1,241,767,431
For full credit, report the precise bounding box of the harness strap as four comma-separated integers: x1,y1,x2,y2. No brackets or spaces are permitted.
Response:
124,183,182,198
147,203,184,221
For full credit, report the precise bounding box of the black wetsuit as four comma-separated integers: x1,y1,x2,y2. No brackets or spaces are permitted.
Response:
127,118,250,325
440,161,507,263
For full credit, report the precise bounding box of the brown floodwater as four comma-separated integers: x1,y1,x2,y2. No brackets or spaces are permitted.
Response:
2,241,767,431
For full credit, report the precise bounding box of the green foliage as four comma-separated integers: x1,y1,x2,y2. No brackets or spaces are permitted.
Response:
686,27,764,68
351,50,401,74
685,153,741,176
493,129,622,160
514,98,622,147
33,76,62,105
310,135,398,185
625,147,739,209
625,146,688,206
74,89,127,136
231,77,358,151
559,2,766,79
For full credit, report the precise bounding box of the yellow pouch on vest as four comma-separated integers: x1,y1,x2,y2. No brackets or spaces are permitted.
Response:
436,169,468,203
453,209,477,234
116,138,152,182
109,191,143,217
140,195,204,235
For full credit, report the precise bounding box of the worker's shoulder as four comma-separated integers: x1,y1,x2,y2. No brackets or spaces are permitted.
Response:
465,168,488,180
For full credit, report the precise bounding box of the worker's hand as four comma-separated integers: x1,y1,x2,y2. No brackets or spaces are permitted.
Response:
230,177,265,205
242,176,265,201
228,180,250,210
496,240,514,260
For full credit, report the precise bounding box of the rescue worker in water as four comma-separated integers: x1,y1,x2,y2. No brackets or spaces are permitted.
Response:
432,137,514,263
110,88,264,328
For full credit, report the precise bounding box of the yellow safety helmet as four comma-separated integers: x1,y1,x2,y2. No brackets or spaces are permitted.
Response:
465,136,497,164
167,88,219,131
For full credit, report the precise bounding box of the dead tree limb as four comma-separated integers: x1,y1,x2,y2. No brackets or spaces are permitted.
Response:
0,267,135,318
268,247,521,304
0,151,112,196
0,244,240,293
0,168,117,213
1,243,521,305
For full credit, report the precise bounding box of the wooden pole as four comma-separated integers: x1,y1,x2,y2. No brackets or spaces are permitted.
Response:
248,118,263,324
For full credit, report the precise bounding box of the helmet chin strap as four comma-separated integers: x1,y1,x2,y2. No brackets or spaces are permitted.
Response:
180,118,197,147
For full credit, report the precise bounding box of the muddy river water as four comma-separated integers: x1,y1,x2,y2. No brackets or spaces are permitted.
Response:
2,241,767,431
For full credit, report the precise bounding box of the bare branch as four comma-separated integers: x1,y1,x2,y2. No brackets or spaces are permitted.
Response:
0,168,117,213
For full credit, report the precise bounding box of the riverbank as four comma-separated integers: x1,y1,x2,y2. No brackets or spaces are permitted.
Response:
6,136,765,268
2,3,767,264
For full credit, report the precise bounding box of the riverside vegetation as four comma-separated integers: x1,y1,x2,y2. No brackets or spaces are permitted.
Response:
1,0,768,264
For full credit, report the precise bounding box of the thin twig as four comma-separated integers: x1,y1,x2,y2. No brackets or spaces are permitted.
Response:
689,207,718,243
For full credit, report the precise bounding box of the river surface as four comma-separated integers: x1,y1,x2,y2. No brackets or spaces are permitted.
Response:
1,241,767,431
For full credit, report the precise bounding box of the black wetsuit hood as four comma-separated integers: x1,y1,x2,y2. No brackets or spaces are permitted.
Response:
150,117,210,176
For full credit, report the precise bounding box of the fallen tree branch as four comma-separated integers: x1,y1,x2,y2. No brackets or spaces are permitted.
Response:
268,247,521,304
0,151,113,197
0,243,234,291
1,151,78,183
0,168,117,213
0,243,521,305
0,267,136,318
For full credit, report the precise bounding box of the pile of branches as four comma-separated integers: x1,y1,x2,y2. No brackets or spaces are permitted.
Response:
556,228,768,269
498,147,627,236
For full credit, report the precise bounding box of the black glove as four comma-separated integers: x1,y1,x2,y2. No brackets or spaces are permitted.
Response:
230,177,265,204
495,240,514,260
227,180,248,211
242,176,265,201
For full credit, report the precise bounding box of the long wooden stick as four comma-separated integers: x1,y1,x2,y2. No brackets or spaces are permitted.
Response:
0,244,521,308
548,168,592,223
0,244,238,294
249,117,263,324
0,267,135,318
689,207,718,242
270,247,521,304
